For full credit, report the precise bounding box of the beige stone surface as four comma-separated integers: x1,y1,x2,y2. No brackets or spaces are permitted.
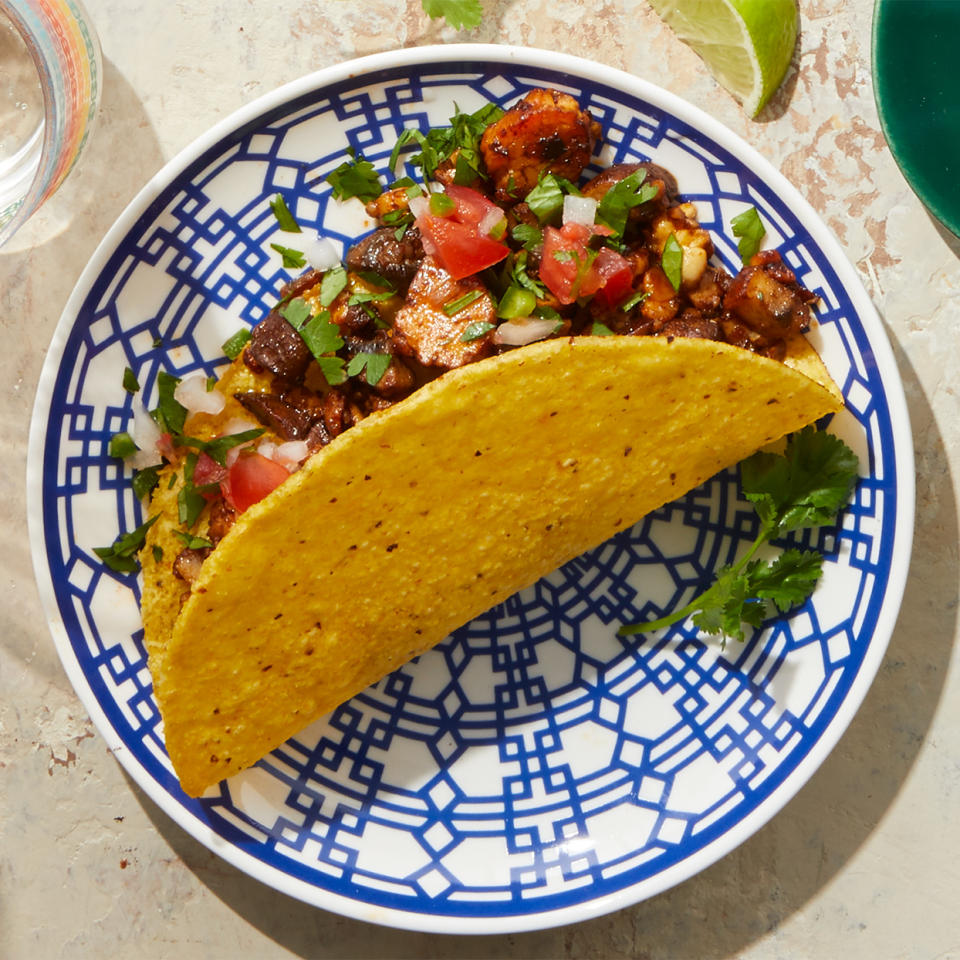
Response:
2,0,958,956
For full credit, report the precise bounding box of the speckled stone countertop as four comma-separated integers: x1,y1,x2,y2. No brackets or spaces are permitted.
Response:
2,1,958,957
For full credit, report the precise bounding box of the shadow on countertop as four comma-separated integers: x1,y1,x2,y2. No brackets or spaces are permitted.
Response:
126,322,956,959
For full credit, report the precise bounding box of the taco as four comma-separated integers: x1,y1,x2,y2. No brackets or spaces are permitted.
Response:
131,90,843,796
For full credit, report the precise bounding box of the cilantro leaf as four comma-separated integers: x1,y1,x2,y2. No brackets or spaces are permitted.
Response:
326,151,383,203
177,452,207,528
320,266,348,307
298,310,344,360
221,328,251,360
460,320,495,342
122,367,140,394
596,169,659,238
621,290,650,312
151,371,187,436
94,516,158,573
421,0,483,32
390,101,502,185
511,222,543,253
591,321,615,336
281,297,312,330
317,356,347,386
270,243,306,269
506,251,546,298
618,429,859,643
444,290,485,315
270,194,301,232
525,173,567,225
661,233,683,292
178,428,264,467
731,206,766,262
690,564,767,643
740,426,860,537
751,549,824,612
346,351,391,386
131,465,161,501
174,530,214,550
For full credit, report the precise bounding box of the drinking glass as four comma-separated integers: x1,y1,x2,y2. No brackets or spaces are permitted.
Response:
0,0,101,247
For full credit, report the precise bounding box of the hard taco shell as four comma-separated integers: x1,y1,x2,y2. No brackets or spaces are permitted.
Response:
142,333,842,796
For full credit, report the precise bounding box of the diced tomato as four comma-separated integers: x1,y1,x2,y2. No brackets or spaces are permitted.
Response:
539,222,633,306
443,184,503,228
222,452,289,513
591,248,635,308
193,451,228,499
156,432,176,459
417,216,509,279
413,185,509,280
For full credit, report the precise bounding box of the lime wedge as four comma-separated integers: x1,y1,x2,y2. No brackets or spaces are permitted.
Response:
648,0,799,116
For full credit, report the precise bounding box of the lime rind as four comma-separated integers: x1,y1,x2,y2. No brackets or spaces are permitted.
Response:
649,0,799,116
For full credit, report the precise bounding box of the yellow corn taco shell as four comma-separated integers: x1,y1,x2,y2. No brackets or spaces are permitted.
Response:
144,333,841,796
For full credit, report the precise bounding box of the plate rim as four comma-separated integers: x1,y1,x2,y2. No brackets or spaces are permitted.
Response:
27,42,916,933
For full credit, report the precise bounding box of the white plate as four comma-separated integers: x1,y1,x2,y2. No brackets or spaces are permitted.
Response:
28,45,914,933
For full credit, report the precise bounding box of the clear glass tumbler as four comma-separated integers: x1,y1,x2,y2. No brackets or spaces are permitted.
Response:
0,0,101,247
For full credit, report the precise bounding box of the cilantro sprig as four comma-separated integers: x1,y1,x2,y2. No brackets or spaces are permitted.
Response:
94,516,158,573
618,428,860,643
525,173,581,225
326,149,383,203
421,0,483,30
596,169,659,238
389,101,503,186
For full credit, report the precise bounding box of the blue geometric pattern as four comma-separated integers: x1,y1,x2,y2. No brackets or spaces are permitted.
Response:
33,57,904,926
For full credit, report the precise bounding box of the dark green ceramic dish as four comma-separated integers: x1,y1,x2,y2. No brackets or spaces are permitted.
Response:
873,0,960,237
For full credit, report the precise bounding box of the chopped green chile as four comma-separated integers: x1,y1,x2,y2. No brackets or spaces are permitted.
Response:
429,192,456,216
496,286,536,319
109,432,138,459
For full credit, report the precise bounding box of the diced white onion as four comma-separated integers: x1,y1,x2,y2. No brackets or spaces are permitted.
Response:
493,317,559,346
305,233,341,271
274,440,310,471
256,440,277,462
130,403,162,456
479,206,506,238
562,194,598,227
221,416,258,436
126,446,162,473
174,374,226,416
223,418,260,467
408,195,431,221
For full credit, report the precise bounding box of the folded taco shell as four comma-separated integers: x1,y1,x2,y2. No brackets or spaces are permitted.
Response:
142,333,841,796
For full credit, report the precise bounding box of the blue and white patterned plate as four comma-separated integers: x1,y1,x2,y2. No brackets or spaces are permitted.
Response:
28,45,914,932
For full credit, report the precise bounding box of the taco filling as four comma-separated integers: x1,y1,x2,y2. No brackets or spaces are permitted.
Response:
119,90,843,795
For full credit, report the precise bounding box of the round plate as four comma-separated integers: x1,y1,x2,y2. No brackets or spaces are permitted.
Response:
873,0,960,237
28,45,914,933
